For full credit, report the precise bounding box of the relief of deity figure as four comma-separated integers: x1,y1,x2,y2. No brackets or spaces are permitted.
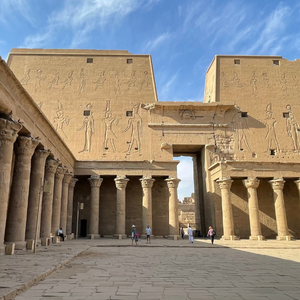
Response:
250,72,257,96
285,104,300,151
78,68,86,95
35,69,46,92
264,103,280,152
127,71,137,91
139,71,149,91
78,104,94,153
280,73,287,96
233,72,243,87
53,100,70,139
62,71,74,90
94,71,106,91
115,73,121,95
20,69,30,85
49,70,59,89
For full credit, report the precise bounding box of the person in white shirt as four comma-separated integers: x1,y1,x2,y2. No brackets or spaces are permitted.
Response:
146,225,151,244
187,225,194,243
58,227,64,242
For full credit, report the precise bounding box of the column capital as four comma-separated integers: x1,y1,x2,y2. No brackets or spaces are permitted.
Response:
63,172,73,184
45,159,59,174
140,177,155,188
15,136,39,157
55,165,67,180
88,175,103,188
165,178,181,189
114,176,129,189
0,118,22,144
216,177,233,190
269,178,285,190
69,177,78,188
33,149,51,161
243,177,260,189
295,179,300,190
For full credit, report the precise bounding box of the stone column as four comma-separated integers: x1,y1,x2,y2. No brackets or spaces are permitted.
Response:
140,177,155,236
5,136,39,249
243,178,264,240
40,159,59,239
51,166,67,236
25,149,50,241
114,176,129,238
66,177,78,236
0,118,22,253
295,179,300,197
60,172,73,235
88,175,103,238
165,178,181,238
216,178,238,240
269,178,291,240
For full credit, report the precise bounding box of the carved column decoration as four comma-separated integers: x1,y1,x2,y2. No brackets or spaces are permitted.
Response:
294,179,300,196
243,178,264,240
269,178,291,240
25,149,50,241
60,172,73,235
114,176,129,238
88,175,103,238
0,118,22,252
165,178,181,237
5,136,39,249
140,177,155,236
40,159,59,239
66,177,78,235
51,166,67,236
216,177,238,240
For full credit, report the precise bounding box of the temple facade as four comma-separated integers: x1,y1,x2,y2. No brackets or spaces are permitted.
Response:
0,49,300,253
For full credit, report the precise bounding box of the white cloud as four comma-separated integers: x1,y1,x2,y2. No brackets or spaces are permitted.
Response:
143,32,172,53
160,70,179,100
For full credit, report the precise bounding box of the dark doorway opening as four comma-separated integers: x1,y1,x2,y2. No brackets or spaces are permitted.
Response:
80,219,87,237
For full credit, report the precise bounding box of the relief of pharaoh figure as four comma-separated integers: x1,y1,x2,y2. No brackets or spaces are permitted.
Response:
264,103,280,152
78,104,94,153
286,104,300,151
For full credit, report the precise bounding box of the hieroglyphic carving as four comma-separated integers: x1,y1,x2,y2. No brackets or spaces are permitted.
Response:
233,72,243,87
285,104,300,151
127,71,137,90
280,73,287,96
262,72,270,87
78,104,94,153
139,71,149,91
48,70,59,89
250,72,257,96
94,71,106,91
79,68,86,95
102,100,118,152
232,106,252,152
293,74,299,87
115,73,121,95
62,71,73,90
221,72,229,87
53,100,70,139
20,69,30,85
179,108,195,120
123,104,142,153
35,69,46,92
264,103,280,152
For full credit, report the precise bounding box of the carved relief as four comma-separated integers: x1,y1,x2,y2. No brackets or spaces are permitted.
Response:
243,178,260,189
127,71,137,90
165,178,181,189
88,175,103,188
285,104,300,151
0,118,22,144
293,74,299,87
78,68,86,95
78,104,94,153
114,176,129,189
53,100,70,139
250,72,257,96
264,103,280,152
262,72,270,87
62,71,73,90
45,159,59,174
216,178,233,190
280,73,287,96
115,73,121,95
123,104,142,153
102,100,118,152
269,178,285,190
221,72,229,88
48,70,59,89
139,71,149,91
233,72,243,87
94,71,106,91
35,69,46,93
179,108,195,120
20,69,30,85
140,177,155,188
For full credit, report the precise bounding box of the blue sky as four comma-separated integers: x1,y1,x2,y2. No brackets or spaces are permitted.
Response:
1,0,300,200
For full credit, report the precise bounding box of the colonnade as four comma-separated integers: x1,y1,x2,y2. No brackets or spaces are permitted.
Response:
217,177,296,240
86,175,180,238
0,117,77,253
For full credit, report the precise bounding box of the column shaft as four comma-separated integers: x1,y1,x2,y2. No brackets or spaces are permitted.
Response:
114,176,129,237
60,172,73,235
25,149,50,241
5,136,39,248
0,118,22,252
165,178,181,237
66,178,78,235
51,166,67,236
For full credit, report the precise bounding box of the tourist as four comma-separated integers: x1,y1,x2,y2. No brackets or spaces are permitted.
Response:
180,227,185,239
131,225,137,246
187,225,194,243
146,225,151,244
207,226,216,244
58,227,64,242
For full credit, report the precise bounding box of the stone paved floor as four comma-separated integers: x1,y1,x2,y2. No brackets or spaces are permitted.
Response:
8,238,300,300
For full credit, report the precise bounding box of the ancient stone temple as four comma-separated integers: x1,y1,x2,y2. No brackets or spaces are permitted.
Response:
0,49,299,253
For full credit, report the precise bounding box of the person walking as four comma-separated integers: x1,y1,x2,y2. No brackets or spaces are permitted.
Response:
207,226,216,244
187,225,194,243
180,227,185,239
131,225,136,246
146,225,151,244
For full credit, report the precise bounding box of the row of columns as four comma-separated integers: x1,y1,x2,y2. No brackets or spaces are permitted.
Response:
0,117,78,252
217,177,293,240
86,175,181,238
